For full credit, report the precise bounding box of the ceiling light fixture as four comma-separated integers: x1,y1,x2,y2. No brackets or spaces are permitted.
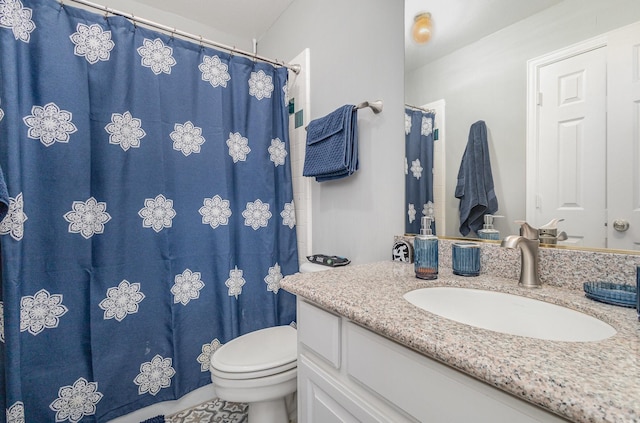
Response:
412,12,432,44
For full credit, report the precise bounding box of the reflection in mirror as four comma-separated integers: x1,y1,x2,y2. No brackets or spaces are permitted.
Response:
404,106,436,235
405,0,640,252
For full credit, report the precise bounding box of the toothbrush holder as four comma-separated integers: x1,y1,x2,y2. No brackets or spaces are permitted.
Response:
452,242,481,277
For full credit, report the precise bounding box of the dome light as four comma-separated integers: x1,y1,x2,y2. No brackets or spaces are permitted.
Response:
412,12,432,44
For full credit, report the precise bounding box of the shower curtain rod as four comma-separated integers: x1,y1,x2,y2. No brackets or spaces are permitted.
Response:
63,0,301,74
405,104,435,113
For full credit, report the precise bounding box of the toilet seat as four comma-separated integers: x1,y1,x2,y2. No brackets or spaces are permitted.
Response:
210,325,297,380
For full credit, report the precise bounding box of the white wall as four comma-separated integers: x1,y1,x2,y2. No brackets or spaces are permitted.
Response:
406,0,640,238
74,0,251,51
259,0,405,264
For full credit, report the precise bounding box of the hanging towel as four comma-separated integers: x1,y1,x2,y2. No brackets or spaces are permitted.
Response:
303,105,358,181
0,164,8,222
455,120,499,236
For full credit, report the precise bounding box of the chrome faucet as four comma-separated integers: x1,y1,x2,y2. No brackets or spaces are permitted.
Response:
501,222,542,288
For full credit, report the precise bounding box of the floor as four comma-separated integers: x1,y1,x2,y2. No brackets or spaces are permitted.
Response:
166,398,248,423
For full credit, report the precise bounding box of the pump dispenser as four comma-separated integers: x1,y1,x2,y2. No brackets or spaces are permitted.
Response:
414,216,438,279
477,214,503,240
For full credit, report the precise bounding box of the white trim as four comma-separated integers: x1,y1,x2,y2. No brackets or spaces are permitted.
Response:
288,49,312,266
525,36,607,224
423,99,446,235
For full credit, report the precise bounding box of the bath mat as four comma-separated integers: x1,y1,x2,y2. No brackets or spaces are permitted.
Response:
167,398,247,423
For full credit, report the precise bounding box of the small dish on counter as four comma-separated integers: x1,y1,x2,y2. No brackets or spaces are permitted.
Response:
583,281,637,308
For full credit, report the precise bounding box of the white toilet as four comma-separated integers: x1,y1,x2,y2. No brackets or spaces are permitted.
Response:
210,325,297,423
210,262,328,423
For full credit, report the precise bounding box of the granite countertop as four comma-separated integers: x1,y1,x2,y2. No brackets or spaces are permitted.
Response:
281,261,640,423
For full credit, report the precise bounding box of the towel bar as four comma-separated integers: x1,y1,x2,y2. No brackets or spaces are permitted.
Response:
304,100,383,131
355,100,383,114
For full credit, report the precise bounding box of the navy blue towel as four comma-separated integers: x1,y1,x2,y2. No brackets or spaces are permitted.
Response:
455,120,499,236
303,105,358,181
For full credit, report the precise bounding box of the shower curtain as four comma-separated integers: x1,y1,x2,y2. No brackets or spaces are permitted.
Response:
405,108,436,235
0,0,298,421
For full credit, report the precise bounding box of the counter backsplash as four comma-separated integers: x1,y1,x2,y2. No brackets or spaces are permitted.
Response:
396,236,640,291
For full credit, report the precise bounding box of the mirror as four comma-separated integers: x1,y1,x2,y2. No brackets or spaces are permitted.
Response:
405,0,640,251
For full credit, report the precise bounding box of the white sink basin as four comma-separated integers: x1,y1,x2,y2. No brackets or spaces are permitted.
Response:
403,287,616,342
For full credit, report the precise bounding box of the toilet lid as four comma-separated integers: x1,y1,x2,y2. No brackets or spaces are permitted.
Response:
211,325,297,374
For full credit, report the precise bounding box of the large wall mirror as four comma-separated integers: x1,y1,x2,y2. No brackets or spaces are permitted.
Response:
405,0,640,252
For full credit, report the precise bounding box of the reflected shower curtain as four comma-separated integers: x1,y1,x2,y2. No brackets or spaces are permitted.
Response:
405,108,436,235
0,0,298,421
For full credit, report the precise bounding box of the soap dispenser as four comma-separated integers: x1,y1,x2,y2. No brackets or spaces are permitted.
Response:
477,214,503,240
414,216,438,280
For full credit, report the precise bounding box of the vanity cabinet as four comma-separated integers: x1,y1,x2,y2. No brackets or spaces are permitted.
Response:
296,299,568,423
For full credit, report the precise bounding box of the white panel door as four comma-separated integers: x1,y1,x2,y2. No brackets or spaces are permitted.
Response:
607,22,640,251
535,47,607,247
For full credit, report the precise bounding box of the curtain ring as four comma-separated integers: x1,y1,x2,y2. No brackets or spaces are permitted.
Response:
170,28,176,40
199,35,203,48
104,7,109,19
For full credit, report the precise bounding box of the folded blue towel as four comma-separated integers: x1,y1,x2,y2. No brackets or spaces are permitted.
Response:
455,120,498,236
303,105,358,181
0,164,9,222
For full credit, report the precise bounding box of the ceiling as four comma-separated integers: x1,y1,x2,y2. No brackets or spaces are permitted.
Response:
404,0,564,72
131,0,564,72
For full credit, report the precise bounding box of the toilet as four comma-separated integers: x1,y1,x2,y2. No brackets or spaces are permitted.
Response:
210,325,297,423
210,262,328,423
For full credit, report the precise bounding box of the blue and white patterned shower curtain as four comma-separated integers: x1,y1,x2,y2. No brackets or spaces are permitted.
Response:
0,0,298,421
405,109,436,235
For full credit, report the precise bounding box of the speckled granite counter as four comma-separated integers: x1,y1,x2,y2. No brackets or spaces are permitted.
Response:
281,261,640,423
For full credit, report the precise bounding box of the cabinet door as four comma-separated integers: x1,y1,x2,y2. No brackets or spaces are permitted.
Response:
299,355,395,423
345,322,566,423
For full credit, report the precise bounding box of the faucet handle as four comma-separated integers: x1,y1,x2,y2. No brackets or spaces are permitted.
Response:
540,218,564,230
514,220,539,240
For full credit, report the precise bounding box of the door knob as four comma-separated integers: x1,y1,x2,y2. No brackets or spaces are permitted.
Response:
612,219,630,232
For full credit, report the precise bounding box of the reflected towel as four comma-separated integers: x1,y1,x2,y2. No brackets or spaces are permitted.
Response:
303,105,358,181
455,120,498,236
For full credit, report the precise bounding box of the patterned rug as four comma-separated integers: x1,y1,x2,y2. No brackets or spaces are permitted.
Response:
141,399,247,423
166,398,247,423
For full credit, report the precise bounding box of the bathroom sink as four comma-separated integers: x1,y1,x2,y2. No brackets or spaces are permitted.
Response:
403,287,616,342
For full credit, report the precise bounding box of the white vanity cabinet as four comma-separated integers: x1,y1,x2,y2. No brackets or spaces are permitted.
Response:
296,299,568,423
